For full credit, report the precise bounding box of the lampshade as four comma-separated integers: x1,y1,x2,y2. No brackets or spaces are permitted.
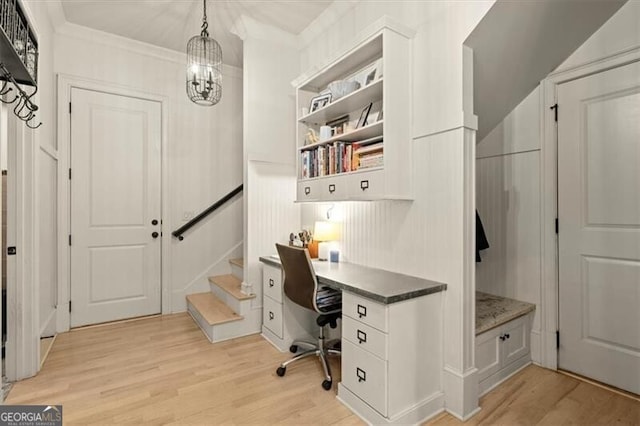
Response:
186,0,222,106
314,221,339,242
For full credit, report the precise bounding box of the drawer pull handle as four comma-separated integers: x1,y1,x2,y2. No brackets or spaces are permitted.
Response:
269,312,274,320
505,333,510,339
500,334,511,341
357,304,367,318
304,186,311,195
357,330,367,344
360,180,369,190
356,367,366,382
269,278,274,288
329,184,336,193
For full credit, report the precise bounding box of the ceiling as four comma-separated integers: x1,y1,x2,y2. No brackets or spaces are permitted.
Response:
59,0,333,67
465,0,627,141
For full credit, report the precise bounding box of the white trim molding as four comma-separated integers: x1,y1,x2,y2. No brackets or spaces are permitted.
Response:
540,46,640,369
56,73,172,332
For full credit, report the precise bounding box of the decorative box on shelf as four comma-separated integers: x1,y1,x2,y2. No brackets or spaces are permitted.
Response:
293,23,414,202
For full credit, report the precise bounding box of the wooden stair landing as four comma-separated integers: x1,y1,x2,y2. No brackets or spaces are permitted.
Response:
186,293,242,326
209,274,255,300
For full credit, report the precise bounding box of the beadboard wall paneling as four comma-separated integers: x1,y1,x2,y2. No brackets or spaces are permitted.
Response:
476,150,542,332
246,161,300,306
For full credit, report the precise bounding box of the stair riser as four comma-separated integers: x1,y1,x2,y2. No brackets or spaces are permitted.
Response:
209,283,251,315
230,263,243,281
188,301,261,343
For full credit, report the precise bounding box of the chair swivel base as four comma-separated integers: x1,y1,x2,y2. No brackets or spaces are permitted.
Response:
275,326,340,390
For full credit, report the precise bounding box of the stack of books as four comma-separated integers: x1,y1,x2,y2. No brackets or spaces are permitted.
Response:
352,142,383,170
316,286,342,311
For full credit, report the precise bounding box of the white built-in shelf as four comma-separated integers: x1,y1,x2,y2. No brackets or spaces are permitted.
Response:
298,166,383,183
299,79,383,125
298,121,383,151
298,34,383,92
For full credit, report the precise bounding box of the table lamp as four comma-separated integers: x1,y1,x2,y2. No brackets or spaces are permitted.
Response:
314,221,339,261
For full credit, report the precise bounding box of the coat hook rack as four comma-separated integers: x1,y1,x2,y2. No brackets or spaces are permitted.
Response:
0,63,40,128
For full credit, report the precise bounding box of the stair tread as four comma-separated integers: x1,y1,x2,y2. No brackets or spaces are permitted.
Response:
186,292,243,326
209,274,255,300
229,258,244,268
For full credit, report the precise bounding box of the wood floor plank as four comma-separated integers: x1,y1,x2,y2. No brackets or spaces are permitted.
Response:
7,313,638,425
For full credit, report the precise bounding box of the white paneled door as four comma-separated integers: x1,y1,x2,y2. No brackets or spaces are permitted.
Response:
558,61,640,395
70,88,161,327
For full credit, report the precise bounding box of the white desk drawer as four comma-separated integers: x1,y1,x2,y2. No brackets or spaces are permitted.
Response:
343,316,388,360
349,169,384,200
343,292,388,332
263,296,283,338
262,264,282,303
342,339,387,416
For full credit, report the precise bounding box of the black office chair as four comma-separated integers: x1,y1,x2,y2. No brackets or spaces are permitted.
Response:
274,243,342,390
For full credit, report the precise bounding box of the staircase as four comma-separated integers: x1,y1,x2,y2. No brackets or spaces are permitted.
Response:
187,258,259,343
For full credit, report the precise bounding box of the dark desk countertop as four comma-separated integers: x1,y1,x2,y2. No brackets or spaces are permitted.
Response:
259,255,447,305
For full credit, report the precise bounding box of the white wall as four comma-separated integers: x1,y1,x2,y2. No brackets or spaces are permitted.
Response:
52,23,244,313
298,1,494,419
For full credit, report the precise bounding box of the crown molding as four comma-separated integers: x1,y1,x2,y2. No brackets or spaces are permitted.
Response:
230,14,297,49
55,22,241,78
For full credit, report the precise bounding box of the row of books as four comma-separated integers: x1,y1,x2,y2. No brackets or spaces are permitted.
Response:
316,286,342,311
300,141,384,179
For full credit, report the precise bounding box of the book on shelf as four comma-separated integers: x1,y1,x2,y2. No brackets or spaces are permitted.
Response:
299,138,384,178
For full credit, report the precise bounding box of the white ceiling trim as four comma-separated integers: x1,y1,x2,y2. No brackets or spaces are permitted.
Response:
230,14,297,47
55,21,241,78
298,0,359,47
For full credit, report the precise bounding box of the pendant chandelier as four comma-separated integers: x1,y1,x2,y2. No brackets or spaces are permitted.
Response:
186,0,222,106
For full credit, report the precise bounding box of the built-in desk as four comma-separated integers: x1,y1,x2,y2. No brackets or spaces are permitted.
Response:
259,255,447,425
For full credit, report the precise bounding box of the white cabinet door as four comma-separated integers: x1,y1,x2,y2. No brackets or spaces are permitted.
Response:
349,169,385,200
342,340,388,416
297,181,319,202
501,316,529,367
476,327,501,382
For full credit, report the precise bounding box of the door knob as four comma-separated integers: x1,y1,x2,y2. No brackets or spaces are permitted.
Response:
152,232,159,239
152,219,158,226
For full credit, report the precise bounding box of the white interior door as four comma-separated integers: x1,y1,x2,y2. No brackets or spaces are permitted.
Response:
558,61,640,395
70,88,161,328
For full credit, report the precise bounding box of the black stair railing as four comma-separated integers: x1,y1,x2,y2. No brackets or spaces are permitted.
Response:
172,184,243,241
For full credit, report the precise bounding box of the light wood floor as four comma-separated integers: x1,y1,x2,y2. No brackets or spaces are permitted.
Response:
7,313,639,425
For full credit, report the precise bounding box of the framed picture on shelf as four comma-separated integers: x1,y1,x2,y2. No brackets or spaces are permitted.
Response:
356,103,373,128
309,93,332,112
365,69,376,86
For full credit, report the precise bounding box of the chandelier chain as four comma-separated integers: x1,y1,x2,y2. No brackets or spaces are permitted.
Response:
200,0,209,37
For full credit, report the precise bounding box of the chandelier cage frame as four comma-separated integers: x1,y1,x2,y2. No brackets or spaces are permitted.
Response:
186,0,222,106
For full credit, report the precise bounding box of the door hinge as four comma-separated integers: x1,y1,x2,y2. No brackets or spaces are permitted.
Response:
69,301,72,312
68,234,72,246
550,103,558,122
556,330,560,349
69,102,72,114
68,168,71,180
555,218,559,234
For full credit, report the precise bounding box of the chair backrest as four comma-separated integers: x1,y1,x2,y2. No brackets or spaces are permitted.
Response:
275,243,318,312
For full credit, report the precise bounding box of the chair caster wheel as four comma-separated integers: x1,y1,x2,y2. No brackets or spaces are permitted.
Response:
276,366,286,377
322,380,332,390
289,345,298,353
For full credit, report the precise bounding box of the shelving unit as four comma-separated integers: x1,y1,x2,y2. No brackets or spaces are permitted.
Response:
293,25,414,202
0,0,38,86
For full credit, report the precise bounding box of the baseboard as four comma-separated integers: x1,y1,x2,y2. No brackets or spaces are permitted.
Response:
478,358,532,397
443,366,479,421
337,383,445,425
